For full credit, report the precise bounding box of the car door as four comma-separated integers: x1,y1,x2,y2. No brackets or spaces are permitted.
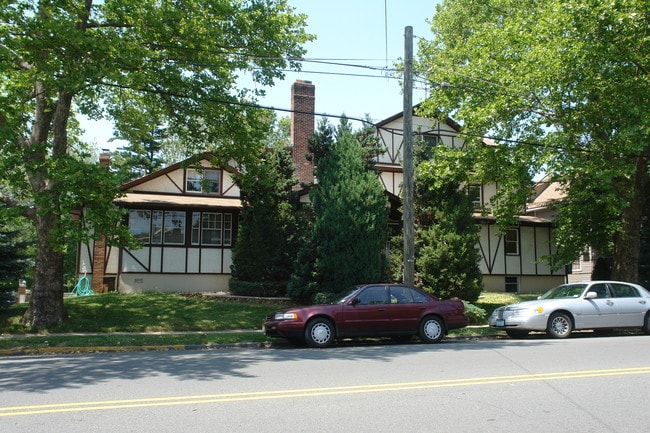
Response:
387,286,425,332
609,283,648,327
577,283,619,328
338,285,391,335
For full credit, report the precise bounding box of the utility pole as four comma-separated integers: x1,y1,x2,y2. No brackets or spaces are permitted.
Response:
403,26,415,286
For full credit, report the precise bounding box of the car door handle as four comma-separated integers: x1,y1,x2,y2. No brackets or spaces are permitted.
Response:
606,301,614,306
640,300,647,305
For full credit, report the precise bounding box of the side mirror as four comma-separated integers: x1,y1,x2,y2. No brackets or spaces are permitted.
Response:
585,291,598,299
350,297,360,306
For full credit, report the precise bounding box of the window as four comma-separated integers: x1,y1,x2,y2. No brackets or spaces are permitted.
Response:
610,283,639,298
128,210,152,243
357,286,388,305
416,134,439,159
504,228,519,255
467,184,482,208
163,211,185,244
505,277,519,293
190,211,233,246
186,169,221,194
128,209,184,245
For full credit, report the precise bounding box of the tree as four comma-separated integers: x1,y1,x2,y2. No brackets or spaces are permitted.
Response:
230,119,299,296
413,143,483,302
0,0,311,329
111,124,168,183
289,118,389,302
418,0,649,282
0,210,34,291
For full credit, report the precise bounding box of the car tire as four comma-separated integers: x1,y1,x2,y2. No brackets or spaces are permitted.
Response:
546,312,573,338
419,315,445,344
643,313,650,335
305,318,335,348
506,329,529,339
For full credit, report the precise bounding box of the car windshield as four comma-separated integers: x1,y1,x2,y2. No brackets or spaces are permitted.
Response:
334,287,363,304
539,284,588,299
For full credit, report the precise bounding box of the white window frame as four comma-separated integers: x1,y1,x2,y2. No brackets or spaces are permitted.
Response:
186,168,221,194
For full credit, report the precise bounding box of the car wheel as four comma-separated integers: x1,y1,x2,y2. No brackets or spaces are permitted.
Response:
419,315,445,344
546,312,573,338
643,313,650,335
305,318,335,348
505,329,529,339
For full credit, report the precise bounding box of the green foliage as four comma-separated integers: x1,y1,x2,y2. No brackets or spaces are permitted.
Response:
413,143,483,302
418,0,650,280
462,301,486,325
0,0,312,328
230,146,299,295
288,118,389,302
0,214,34,291
111,125,168,183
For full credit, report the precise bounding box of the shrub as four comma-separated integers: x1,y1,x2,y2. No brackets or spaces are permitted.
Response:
462,301,486,324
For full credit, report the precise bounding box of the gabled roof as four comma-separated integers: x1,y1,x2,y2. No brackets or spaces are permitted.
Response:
527,176,565,211
375,104,462,132
120,151,239,191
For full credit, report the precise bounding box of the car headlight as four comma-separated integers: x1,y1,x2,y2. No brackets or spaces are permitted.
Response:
274,312,298,320
508,306,543,317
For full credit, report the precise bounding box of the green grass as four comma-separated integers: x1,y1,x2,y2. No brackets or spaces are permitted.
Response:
0,291,533,353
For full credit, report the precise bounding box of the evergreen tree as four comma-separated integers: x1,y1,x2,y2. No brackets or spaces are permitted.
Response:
289,118,388,302
0,212,34,292
413,141,483,302
230,119,299,296
111,126,168,183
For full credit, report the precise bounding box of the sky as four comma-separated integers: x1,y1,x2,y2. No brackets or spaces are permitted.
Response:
82,0,441,151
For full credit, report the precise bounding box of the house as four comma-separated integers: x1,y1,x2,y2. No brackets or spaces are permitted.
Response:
79,79,567,294
77,153,243,293
78,80,316,294
374,110,567,293
525,176,597,283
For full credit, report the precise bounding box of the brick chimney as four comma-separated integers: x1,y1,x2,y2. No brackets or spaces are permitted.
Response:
91,150,111,293
290,80,315,186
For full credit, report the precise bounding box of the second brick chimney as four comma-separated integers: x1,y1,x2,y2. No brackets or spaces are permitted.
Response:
290,80,315,187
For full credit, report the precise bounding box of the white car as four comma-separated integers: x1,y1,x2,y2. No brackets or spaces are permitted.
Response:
489,281,650,338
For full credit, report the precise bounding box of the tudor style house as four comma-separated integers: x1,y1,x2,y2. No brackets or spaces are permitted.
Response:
374,109,567,293
77,154,242,293
79,79,568,294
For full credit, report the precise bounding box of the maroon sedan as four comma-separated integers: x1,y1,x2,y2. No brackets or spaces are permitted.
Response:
263,284,468,347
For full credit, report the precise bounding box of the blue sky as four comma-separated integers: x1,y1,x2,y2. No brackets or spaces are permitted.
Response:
82,0,441,150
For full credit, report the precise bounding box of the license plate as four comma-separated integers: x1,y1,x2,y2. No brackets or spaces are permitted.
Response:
495,319,505,327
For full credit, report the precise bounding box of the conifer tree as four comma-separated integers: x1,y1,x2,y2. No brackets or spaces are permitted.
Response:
413,141,483,302
289,118,388,302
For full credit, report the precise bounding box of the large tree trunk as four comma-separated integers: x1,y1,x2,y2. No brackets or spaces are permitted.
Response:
610,153,649,283
21,212,67,329
20,83,72,330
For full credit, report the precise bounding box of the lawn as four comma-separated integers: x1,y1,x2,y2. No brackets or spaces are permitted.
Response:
0,291,533,353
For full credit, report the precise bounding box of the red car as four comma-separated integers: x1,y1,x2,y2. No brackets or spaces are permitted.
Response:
263,284,469,347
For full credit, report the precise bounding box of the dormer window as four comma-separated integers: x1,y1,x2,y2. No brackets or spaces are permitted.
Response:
186,169,221,194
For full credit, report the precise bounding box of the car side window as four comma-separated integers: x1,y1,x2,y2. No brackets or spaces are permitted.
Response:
610,283,639,298
356,286,388,305
589,283,611,298
389,286,414,304
410,288,428,303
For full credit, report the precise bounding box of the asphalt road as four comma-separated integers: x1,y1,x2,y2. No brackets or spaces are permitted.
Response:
1,335,649,433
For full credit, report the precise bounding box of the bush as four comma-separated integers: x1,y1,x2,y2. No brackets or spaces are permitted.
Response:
462,301,486,324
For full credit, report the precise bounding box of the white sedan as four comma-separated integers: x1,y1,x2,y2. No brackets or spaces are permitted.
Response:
489,281,650,338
